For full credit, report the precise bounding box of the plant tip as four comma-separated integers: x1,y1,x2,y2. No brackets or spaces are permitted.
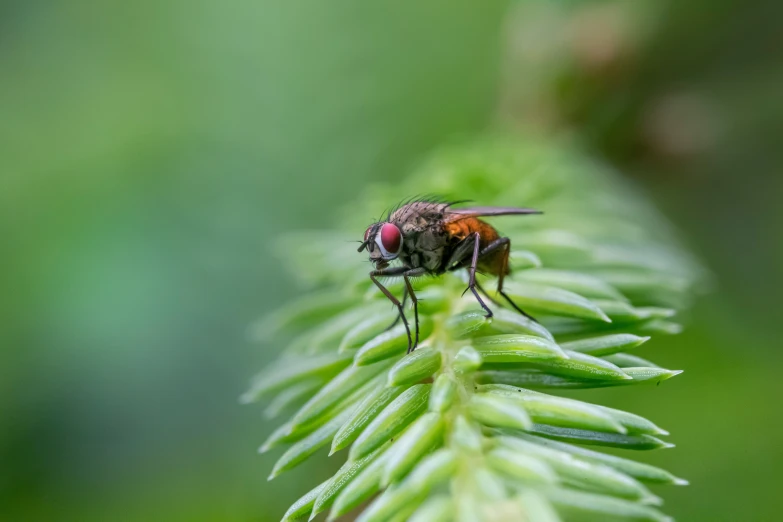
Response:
254,164,700,521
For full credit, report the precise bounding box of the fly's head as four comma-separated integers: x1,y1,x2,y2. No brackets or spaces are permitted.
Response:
358,222,403,270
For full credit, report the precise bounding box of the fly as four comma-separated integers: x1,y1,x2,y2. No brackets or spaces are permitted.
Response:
358,198,543,353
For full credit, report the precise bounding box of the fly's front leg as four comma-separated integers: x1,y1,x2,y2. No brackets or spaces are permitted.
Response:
402,268,427,352
369,267,413,352
478,237,538,323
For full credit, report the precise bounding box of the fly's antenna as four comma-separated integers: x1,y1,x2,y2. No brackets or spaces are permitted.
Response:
359,222,381,252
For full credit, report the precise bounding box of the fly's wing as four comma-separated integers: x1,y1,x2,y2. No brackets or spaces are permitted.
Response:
444,206,542,222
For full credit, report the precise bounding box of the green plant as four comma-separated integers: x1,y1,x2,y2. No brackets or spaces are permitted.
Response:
244,136,703,522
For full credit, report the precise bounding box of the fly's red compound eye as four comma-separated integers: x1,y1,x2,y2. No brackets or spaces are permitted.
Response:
375,222,402,260
380,223,401,253
364,226,373,242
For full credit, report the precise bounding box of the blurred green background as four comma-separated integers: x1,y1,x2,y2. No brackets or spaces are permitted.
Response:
1,1,781,521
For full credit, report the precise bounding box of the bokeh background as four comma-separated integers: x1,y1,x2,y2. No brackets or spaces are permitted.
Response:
2,1,781,521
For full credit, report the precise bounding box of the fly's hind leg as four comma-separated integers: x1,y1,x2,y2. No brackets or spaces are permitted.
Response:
466,233,495,319
474,280,503,309
479,237,539,323
446,233,495,318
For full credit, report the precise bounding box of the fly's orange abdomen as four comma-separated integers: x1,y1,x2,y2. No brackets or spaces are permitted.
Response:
443,218,507,276
444,217,497,241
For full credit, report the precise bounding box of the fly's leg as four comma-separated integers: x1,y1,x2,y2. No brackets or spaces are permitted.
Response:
474,279,503,308
382,286,407,332
446,234,495,318
466,233,494,318
443,235,477,271
369,267,413,352
403,268,427,352
478,237,538,323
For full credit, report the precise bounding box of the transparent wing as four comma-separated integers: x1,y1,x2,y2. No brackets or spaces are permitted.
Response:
444,206,542,222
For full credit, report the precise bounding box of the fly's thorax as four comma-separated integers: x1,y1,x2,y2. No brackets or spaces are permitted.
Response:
391,201,449,230
414,227,448,251
403,248,445,272
422,248,446,272
400,219,428,236
399,227,449,254
396,227,448,273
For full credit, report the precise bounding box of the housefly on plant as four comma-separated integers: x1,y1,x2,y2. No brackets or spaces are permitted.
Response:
358,198,543,353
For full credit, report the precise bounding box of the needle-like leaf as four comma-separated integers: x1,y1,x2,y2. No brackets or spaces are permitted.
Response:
448,309,554,341
241,351,354,403
311,446,386,519
514,433,688,485
476,367,682,389
350,384,432,460
387,347,442,387
329,445,391,519
524,350,632,381
453,345,483,373
354,317,434,365
269,407,354,480
515,269,628,302
467,394,533,431
408,495,455,522
331,384,406,455
280,480,329,522
525,424,674,450
486,447,559,485
292,361,393,429
498,436,660,503
382,412,446,485
429,374,458,413
478,384,627,433
561,334,650,357
544,487,672,522
471,335,567,363
501,281,612,323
